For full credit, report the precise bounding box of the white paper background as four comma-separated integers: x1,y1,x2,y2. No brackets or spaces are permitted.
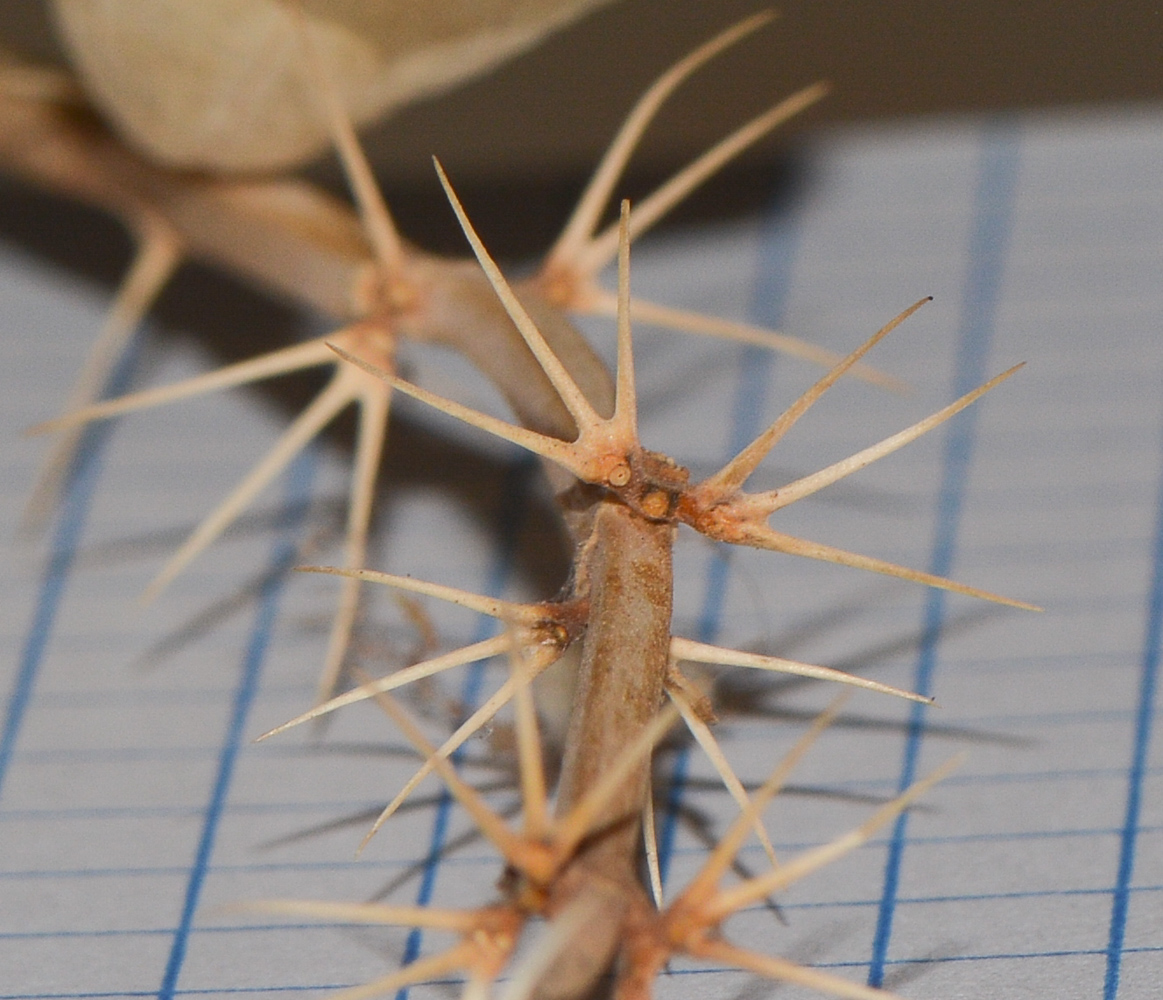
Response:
2,108,1161,999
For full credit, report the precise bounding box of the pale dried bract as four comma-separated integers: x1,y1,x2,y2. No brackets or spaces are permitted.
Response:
51,0,617,171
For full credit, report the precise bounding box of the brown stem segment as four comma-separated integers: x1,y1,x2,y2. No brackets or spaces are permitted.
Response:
534,500,674,999
556,501,674,865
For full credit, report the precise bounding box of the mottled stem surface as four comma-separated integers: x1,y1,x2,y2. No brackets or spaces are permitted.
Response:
536,500,674,1000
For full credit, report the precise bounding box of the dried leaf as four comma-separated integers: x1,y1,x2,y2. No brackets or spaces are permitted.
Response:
51,0,615,171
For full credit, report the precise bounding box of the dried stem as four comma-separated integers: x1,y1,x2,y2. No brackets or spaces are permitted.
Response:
2,19,1036,1000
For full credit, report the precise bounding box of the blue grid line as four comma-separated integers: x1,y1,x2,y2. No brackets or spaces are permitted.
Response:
4,819,1154,883
6,701,1150,767
16,944,1163,1000
156,450,315,1000
1103,398,1163,997
6,754,1160,823
0,334,142,804
10,881,1163,943
722,881,1163,914
655,174,799,887
394,456,532,1000
24,639,1125,708
868,120,1022,988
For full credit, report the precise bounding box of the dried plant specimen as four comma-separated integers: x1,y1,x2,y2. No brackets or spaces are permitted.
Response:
21,12,862,703
1,8,1038,999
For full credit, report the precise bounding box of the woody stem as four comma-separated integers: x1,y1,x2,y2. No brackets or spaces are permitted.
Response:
534,499,674,999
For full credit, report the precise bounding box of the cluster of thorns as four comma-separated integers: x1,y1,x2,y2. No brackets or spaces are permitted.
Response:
24,13,1034,1000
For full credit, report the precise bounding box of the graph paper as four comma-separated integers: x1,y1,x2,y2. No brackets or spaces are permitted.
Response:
2,107,1161,1000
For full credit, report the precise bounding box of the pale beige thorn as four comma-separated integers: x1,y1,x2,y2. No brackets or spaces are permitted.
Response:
327,943,478,1000
612,200,638,440
579,291,908,392
316,571,362,712
433,160,603,433
109,216,184,347
666,681,779,868
496,892,606,1000
27,337,334,436
367,688,531,871
545,12,774,272
296,565,542,624
732,527,1041,611
315,383,391,705
24,223,182,531
700,299,930,501
767,362,1025,513
670,637,931,705
508,634,550,841
643,794,665,909
287,1,404,275
678,694,848,908
692,939,902,1000
358,671,527,853
230,898,478,932
257,634,510,741
140,372,354,606
579,82,830,276
706,754,965,921
554,704,681,860
329,343,594,482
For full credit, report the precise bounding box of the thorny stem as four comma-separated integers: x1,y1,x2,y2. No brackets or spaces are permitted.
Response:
3,18,1036,1000
311,177,1029,1000
529,502,675,998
